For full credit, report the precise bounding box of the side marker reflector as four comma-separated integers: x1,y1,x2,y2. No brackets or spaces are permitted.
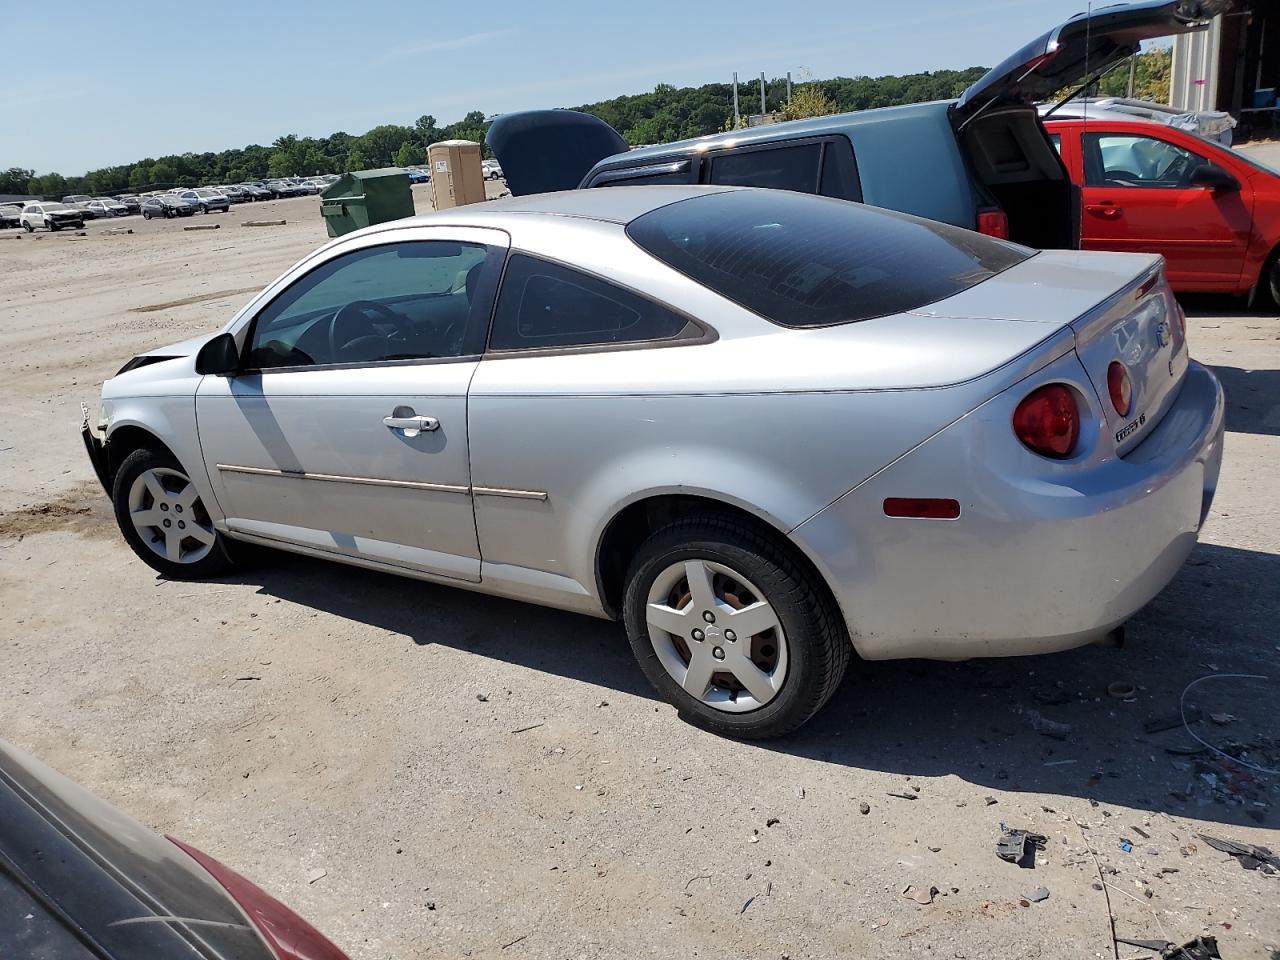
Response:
883,497,961,520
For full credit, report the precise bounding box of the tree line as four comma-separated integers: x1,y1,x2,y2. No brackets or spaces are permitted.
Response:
1,50,1170,200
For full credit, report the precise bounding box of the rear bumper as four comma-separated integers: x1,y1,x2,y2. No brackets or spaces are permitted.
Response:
792,361,1225,660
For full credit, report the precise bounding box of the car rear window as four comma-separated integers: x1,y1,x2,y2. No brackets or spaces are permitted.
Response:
626,189,1032,328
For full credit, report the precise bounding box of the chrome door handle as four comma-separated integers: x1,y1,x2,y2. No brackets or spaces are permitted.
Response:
383,415,439,435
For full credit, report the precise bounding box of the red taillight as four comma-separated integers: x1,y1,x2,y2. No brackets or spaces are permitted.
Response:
976,208,1010,240
1107,361,1132,417
168,837,352,960
1012,384,1079,458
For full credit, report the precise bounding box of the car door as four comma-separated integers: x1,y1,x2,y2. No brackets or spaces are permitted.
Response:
467,252,709,605
1078,127,1253,291
195,225,507,581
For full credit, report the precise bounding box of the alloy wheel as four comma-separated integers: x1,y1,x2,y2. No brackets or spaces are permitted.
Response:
645,559,788,712
127,467,216,564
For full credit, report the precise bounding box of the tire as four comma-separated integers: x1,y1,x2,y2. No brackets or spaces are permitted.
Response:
49,222,59,232
142,210,151,220
622,515,850,739
22,221,33,232
111,446,234,580
1266,252,1280,310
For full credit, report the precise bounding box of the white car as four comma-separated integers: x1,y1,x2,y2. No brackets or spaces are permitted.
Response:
20,201,86,232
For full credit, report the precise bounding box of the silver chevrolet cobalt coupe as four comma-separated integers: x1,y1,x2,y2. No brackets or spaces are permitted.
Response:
84,187,1224,737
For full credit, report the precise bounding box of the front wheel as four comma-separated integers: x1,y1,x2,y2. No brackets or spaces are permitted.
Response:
22,221,33,232
1267,254,1280,309
112,447,234,580
623,516,850,739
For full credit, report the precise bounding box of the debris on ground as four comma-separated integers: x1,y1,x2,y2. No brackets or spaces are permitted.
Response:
1209,712,1236,725
887,791,918,800
1198,833,1280,872
859,801,870,815
1021,707,1072,740
1023,886,1049,903
984,796,999,806
1120,839,1134,853
241,219,287,227
307,868,327,884
901,884,937,905
1146,708,1202,734
996,827,1047,868
1115,935,1221,959
1106,680,1137,700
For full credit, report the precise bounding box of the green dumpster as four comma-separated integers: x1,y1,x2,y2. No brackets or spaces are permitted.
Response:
320,168,414,238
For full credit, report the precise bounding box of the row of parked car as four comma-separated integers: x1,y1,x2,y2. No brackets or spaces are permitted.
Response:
0,175,344,231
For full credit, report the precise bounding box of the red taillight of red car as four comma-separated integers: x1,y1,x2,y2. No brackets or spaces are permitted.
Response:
168,837,351,960
976,208,1010,240
1107,361,1132,417
1012,384,1079,459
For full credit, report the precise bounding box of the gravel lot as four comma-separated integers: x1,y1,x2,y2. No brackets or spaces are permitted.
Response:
2,165,1278,960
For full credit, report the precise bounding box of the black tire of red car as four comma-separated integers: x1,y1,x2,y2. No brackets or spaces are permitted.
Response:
1267,254,1280,309
112,446,235,581
622,515,851,740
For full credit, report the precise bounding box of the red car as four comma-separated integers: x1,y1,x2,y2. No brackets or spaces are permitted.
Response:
1045,115,1280,304
0,738,351,960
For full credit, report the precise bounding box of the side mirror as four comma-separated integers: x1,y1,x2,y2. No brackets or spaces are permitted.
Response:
195,332,239,376
1189,163,1240,192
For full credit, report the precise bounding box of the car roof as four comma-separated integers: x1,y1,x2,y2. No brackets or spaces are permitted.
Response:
612,100,953,168
419,184,744,226
1041,109,1164,126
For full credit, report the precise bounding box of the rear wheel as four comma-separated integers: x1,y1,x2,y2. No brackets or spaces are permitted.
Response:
623,516,849,739
1266,252,1280,309
112,447,234,580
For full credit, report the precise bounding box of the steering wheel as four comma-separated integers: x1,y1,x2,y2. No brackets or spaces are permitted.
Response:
328,300,402,360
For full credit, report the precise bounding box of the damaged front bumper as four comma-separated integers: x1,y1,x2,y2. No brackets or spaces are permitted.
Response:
80,402,110,493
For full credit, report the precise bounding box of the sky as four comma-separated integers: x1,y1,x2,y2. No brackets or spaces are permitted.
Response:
6,0,1108,175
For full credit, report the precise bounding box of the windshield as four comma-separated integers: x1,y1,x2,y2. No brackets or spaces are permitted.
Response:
627,189,1032,328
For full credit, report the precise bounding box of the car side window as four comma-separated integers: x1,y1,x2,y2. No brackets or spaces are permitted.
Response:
1048,133,1062,154
245,241,500,370
488,254,692,351
707,142,822,194
1083,133,1204,188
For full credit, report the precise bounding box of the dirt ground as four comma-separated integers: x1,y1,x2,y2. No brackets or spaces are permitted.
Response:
2,167,1278,960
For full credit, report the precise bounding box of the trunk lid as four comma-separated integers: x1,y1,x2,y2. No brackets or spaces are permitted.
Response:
486,109,629,197
914,250,1187,454
955,0,1226,120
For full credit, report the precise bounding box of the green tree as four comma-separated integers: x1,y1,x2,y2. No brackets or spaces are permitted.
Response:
0,167,34,194
345,145,370,172
779,82,839,122
393,142,424,167
1098,47,1171,102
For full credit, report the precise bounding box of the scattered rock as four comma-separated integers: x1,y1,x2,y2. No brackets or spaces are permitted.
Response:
859,802,871,815
1024,886,1050,903
902,884,937,905
476,692,489,702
